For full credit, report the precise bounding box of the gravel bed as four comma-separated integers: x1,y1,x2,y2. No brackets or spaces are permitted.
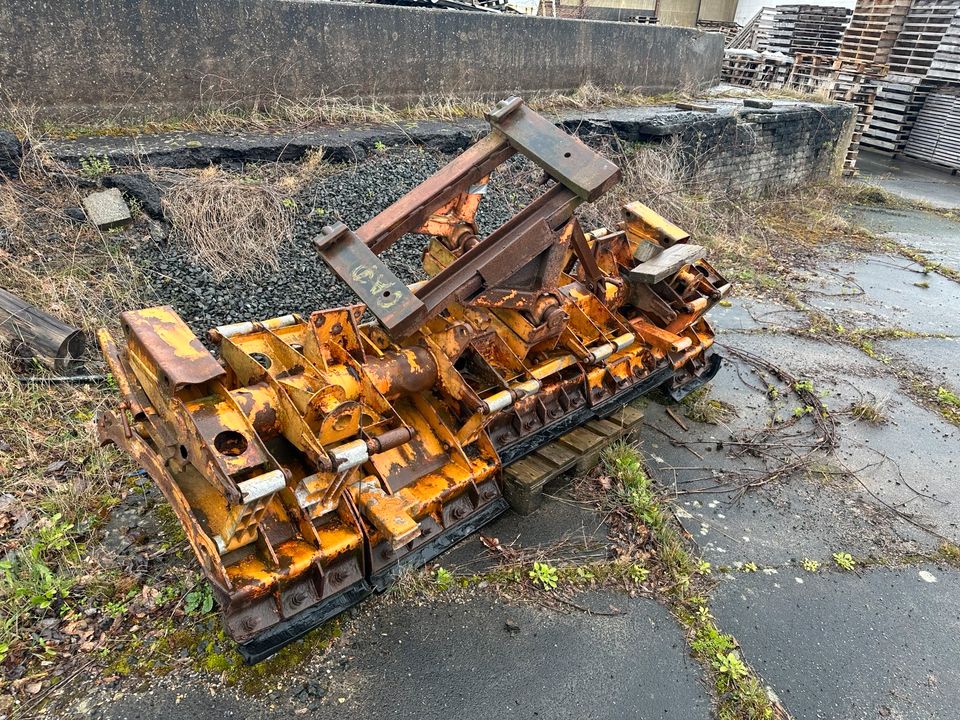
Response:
138,147,539,334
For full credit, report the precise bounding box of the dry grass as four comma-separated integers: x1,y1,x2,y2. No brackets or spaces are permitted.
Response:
681,386,737,425
0,175,144,671
579,138,873,286
21,84,694,139
161,167,295,280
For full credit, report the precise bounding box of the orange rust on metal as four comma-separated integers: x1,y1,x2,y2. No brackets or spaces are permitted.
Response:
96,97,728,661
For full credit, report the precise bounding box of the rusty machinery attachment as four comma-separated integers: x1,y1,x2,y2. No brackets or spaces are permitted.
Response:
97,97,729,662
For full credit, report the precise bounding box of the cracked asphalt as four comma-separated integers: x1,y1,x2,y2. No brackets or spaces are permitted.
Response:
52,164,960,720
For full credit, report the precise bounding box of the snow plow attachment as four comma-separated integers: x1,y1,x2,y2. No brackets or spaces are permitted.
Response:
97,97,729,661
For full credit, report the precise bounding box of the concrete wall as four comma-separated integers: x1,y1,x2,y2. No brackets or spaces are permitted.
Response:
0,0,723,122
697,0,738,23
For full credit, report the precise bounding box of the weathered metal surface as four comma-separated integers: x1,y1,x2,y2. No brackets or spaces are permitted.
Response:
97,97,728,661
314,222,427,335
485,97,622,202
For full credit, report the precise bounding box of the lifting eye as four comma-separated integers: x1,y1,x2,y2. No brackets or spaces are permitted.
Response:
214,430,248,456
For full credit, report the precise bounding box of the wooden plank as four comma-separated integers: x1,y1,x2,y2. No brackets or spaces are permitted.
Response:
627,244,706,284
586,418,623,438
558,426,605,454
505,455,553,486
534,442,579,469
0,288,86,371
609,404,645,428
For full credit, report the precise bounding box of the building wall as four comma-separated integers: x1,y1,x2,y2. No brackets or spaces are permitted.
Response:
697,0,738,23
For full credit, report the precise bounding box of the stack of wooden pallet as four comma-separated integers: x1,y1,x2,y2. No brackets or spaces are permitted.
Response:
729,7,777,50
839,0,912,66
722,49,763,85
903,86,960,168
927,6,960,80
784,54,883,172
860,74,929,152
830,59,885,172
722,49,795,87
698,20,742,46
769,5,853,57
787,52,841,91
861,0,959,154
888,0,960,74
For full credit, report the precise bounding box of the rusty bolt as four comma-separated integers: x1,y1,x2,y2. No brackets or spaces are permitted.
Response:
452,506,467,520
332,569,347,584
241,616,258,632
331,322,343,335
291,589,307,607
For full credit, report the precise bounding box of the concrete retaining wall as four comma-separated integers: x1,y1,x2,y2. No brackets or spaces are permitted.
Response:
680,104,855,193
574,102,855,194
35,100,853,196
0,0,723,122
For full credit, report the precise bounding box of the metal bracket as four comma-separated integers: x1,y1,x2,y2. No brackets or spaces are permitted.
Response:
314,223,427,337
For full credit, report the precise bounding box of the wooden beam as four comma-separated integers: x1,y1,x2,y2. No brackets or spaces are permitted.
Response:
0,288,85,371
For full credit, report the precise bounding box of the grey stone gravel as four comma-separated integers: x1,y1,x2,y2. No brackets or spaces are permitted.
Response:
137,147,537,334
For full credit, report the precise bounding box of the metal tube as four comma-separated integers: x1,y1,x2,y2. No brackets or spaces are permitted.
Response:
480,378,542,414
213,314,299,341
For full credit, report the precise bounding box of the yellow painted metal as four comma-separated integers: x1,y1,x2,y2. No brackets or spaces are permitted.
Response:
96,101,727,654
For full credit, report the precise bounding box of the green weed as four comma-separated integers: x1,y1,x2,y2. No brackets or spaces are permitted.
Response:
79,154,112,178
433,566,454,590
832,552,855,570
528,562,559,591
184,582,215,615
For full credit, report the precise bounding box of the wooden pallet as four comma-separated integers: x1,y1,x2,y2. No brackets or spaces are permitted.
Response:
928,9,960,80
698,19,742,47
502,404,645,515
768,4,852,57
903,86,960,169
839,0,912,65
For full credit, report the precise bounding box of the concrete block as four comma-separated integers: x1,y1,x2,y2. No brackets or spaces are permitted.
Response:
81,188,131,229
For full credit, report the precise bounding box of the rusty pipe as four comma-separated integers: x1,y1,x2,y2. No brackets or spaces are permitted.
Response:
363,347,438,399
329,426,417,471
365,426,416,454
